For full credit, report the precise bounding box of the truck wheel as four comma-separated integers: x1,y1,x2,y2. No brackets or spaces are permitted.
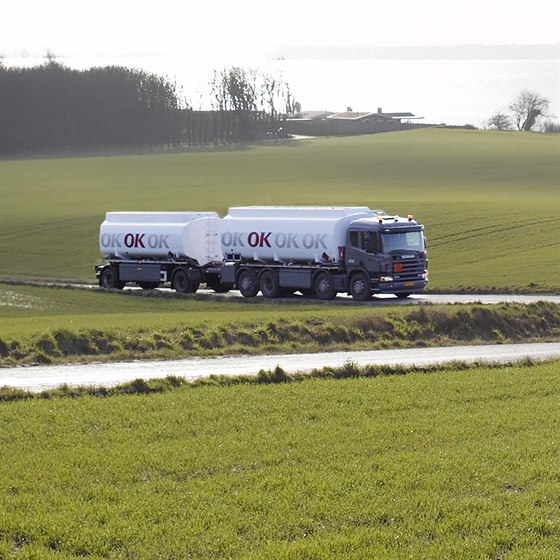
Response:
350,273,371,301
314,271,336,300
100,267,124,290
138,282,159,290
172,269,190,293
238,269,259,298
189,282,200,294
259,270,281,298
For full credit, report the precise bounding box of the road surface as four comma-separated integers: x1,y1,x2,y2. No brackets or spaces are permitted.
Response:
4,280,560,305
1,343,559,393
107,286,560,305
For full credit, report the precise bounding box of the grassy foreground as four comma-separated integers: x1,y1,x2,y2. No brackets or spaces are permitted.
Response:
1,129,559,291
1,361,559,559
1,284,559,365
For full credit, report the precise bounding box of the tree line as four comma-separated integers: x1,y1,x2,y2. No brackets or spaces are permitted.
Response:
0,60,295,154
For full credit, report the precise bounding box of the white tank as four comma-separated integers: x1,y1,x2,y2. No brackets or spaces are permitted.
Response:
100,212,222,266
220,206,379,264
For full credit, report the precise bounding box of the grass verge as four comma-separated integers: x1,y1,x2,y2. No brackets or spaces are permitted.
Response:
0,360,558,559
1,301,559,366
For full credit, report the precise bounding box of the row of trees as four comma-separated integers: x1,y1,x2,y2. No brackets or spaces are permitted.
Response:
0,60,296,154
486,90,555,132
0,60,183,153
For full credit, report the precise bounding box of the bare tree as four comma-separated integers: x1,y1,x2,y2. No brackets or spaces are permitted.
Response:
208,67,295,141
509,90,550,131
485,111,512,130
260,71,278,122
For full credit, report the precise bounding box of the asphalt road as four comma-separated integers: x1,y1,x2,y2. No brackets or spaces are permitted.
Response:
75,284,560,306
2,342,559,393
205,290,560,305
8,281,560,305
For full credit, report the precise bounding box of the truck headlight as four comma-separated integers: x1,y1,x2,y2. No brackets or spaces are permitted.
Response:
380,276,394,282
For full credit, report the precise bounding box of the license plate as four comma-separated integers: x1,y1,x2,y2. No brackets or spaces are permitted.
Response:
404,281,415,287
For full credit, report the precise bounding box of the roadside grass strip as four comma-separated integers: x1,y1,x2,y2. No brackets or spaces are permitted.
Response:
1,300,559,365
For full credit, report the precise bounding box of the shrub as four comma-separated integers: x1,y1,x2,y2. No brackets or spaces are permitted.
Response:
35,333,60,356
53,329,95,356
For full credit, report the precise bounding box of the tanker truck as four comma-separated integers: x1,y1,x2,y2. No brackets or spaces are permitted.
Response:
96,206,428,300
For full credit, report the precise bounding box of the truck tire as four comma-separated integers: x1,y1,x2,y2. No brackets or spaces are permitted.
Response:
172,269,191,293
238,269,259,298
259,270,281,298
350,272,371,301
314,271,336,300
99,267,124,290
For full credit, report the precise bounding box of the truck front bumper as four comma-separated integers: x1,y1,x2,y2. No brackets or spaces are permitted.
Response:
376,277,428,294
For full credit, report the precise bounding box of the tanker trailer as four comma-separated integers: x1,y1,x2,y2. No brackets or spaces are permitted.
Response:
96,211,227,292
219,206,428,300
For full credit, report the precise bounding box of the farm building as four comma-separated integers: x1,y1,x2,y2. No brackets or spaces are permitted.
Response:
285,108,423,136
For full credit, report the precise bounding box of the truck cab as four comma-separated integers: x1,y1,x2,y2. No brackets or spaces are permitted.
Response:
345,215,428,300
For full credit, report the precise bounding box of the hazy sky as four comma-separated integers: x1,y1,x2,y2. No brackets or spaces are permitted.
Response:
2,0,559,59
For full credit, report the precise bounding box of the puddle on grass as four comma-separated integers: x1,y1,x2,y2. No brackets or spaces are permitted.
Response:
0,289,54,310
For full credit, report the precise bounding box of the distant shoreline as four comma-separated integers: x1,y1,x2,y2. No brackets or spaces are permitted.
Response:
269,44,559,60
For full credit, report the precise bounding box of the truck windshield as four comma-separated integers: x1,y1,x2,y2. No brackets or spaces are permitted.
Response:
381,231,424,254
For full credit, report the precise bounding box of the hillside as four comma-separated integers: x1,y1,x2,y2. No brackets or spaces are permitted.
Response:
1,129,558,291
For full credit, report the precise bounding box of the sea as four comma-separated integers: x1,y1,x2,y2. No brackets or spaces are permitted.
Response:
4,54,559,127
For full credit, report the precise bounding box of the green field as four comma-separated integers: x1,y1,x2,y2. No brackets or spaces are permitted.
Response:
1,130,559,558
1,129,559,291
1,362,559,559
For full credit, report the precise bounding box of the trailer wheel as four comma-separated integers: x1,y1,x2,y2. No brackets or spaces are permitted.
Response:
349,272,371,301
259,270,281,298
172,269,190,293
314,271,336,300
238,269,259,298
100,267,124,290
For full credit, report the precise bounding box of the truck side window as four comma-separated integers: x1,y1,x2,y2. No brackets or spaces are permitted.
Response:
349,231,378,253
363,232,378,254
349,231,360,249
